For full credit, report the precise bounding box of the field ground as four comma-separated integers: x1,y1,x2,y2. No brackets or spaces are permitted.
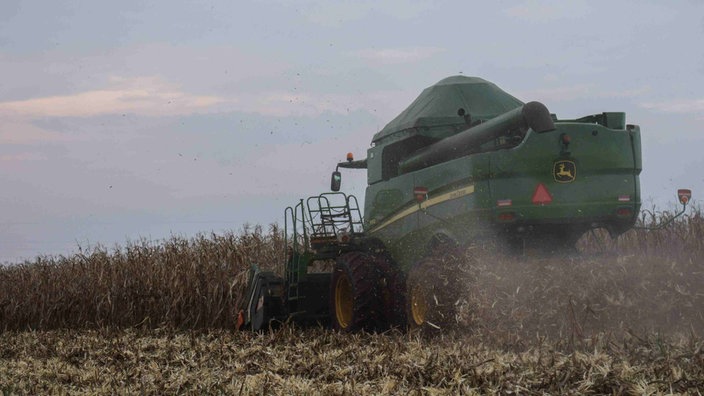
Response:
1,327,703,394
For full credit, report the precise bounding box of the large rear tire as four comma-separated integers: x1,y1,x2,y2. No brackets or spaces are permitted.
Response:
406,256,459,331
330,251,381,332
374,254,406,329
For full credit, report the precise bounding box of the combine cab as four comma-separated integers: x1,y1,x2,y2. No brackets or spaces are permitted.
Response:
240,76,651,331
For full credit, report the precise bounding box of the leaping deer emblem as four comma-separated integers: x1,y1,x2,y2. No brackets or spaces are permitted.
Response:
554,161,576,182
556,164,573,179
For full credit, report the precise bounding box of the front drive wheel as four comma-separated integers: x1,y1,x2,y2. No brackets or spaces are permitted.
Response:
330,252,381,332
409,280,430,327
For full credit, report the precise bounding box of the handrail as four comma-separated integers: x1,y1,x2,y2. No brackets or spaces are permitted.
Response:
305,192,363,238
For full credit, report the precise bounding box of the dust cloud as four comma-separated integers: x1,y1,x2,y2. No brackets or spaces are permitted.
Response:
448,231,704,346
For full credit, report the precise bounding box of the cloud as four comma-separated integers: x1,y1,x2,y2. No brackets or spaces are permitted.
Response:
516,84,593,102
281,0,434,26
504,1,590,21
517,84,651,103
0,120,71,144
640,98,704,117
0,69,400,122
253,92,348,117
0,76,223,118
602,87,652,99
0,152,47,162
146,85,407,120
351,47,446,65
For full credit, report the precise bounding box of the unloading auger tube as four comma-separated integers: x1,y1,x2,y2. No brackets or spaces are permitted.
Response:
399,101,555,174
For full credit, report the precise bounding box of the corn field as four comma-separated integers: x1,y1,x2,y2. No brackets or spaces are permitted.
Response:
0,224,284,331
0,211,703,393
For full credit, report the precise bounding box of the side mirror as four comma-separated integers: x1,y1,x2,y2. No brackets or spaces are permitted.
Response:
331,171,341,191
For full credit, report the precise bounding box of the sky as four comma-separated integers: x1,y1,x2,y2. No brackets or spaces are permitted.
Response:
1,0,703,263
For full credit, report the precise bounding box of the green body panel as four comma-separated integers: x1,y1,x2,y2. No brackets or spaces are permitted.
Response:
359,76,642,271
489,123,641,225
365,152,493,270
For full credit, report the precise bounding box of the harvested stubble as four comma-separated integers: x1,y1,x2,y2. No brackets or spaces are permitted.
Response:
0,327,702,394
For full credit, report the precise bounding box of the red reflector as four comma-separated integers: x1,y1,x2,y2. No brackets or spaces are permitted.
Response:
531,183,553,205
678,189,691,205
616,207,632,217
618,195,631,202
496,199,512,207
413,186,428,203
498,212,515,222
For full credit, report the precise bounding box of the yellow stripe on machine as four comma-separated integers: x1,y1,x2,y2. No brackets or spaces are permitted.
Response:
368,185,475,233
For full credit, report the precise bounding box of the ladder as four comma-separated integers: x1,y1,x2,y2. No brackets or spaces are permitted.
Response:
283,192,363,301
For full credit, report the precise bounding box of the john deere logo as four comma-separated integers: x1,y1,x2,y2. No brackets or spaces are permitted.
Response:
553,160,576,183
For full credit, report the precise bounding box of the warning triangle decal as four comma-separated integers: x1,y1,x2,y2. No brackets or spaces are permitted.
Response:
532,183,553,205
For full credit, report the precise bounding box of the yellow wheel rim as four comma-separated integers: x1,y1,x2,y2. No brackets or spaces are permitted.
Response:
335,273,353,329
410,283,429,326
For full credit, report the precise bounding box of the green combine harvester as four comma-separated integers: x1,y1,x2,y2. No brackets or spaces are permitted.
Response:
238,75,659,332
